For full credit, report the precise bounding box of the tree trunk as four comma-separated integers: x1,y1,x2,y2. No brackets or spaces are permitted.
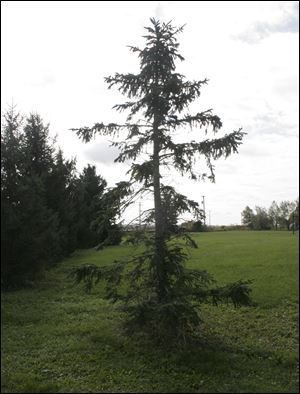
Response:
152,115,166,301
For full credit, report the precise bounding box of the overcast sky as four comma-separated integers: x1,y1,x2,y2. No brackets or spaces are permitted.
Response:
2,1,299,225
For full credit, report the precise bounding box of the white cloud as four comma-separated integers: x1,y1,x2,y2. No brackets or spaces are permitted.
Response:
83,140,118,164
233,1,298,43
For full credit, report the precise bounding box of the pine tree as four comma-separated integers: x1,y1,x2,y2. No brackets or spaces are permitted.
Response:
23,113,55,177
46,149,79,256
76,164,107,248
71,19,252,342
1,106,24,286
1,108,60,286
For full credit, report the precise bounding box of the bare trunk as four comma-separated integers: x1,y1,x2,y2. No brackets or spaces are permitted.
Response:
153,115,166,301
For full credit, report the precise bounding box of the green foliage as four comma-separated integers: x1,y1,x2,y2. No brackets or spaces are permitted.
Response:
242,199,299,231
292,198,299,230
252,206,272,230
181,220,207,232
91,181,130,250
268,201,281,230
71,245,252,342
1,107,121,288
279,200,297,230
46,149,79,255
241,206,255,229
76,164,107,249
1,108,60,287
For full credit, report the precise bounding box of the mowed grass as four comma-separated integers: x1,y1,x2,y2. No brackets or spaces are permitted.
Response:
1,231,299,393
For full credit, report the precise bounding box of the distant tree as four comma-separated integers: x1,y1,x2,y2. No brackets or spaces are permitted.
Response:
180,220,194,231
71,18,252,342
90,180,126,250
253,206,271,230
268,201,281,230
291,198,299,230
242,200,299,231
278,200,296,230
241,206,255,229
191,220,205,232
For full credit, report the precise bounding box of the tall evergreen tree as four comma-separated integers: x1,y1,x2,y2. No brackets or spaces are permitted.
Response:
1,108,60,286
76,164,107,248
71,18,252,341
23,113,54,177
46,149,79,256
1,106,24,286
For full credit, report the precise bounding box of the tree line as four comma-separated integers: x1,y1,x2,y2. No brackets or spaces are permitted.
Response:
241,199,299,231
1,106,122,288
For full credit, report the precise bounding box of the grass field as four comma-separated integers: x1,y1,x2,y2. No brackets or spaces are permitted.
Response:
1,231,299,393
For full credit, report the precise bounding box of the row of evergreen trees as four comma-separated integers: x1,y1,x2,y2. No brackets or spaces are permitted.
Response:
1,106,121,288
241,199,299,231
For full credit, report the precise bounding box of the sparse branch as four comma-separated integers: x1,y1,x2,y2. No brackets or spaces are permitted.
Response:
123,208,155,230
114,135,152,163
167,110,222,132
70,123,149,143
159,128,245,180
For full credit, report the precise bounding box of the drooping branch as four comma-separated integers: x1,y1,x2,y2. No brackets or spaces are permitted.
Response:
160,128,245,180
70,123,149,143
114,135,152,162
167,109,222,132
129,161,154,187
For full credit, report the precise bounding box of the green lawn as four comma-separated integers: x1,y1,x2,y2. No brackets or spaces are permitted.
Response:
1,231,299,393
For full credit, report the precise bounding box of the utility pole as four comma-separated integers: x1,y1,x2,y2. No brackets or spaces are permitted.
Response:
202,195,206,225
209,210,211,226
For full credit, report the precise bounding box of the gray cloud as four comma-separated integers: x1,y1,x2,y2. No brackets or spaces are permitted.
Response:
246,111,298,138
234,3,299,44
83,140,120,165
